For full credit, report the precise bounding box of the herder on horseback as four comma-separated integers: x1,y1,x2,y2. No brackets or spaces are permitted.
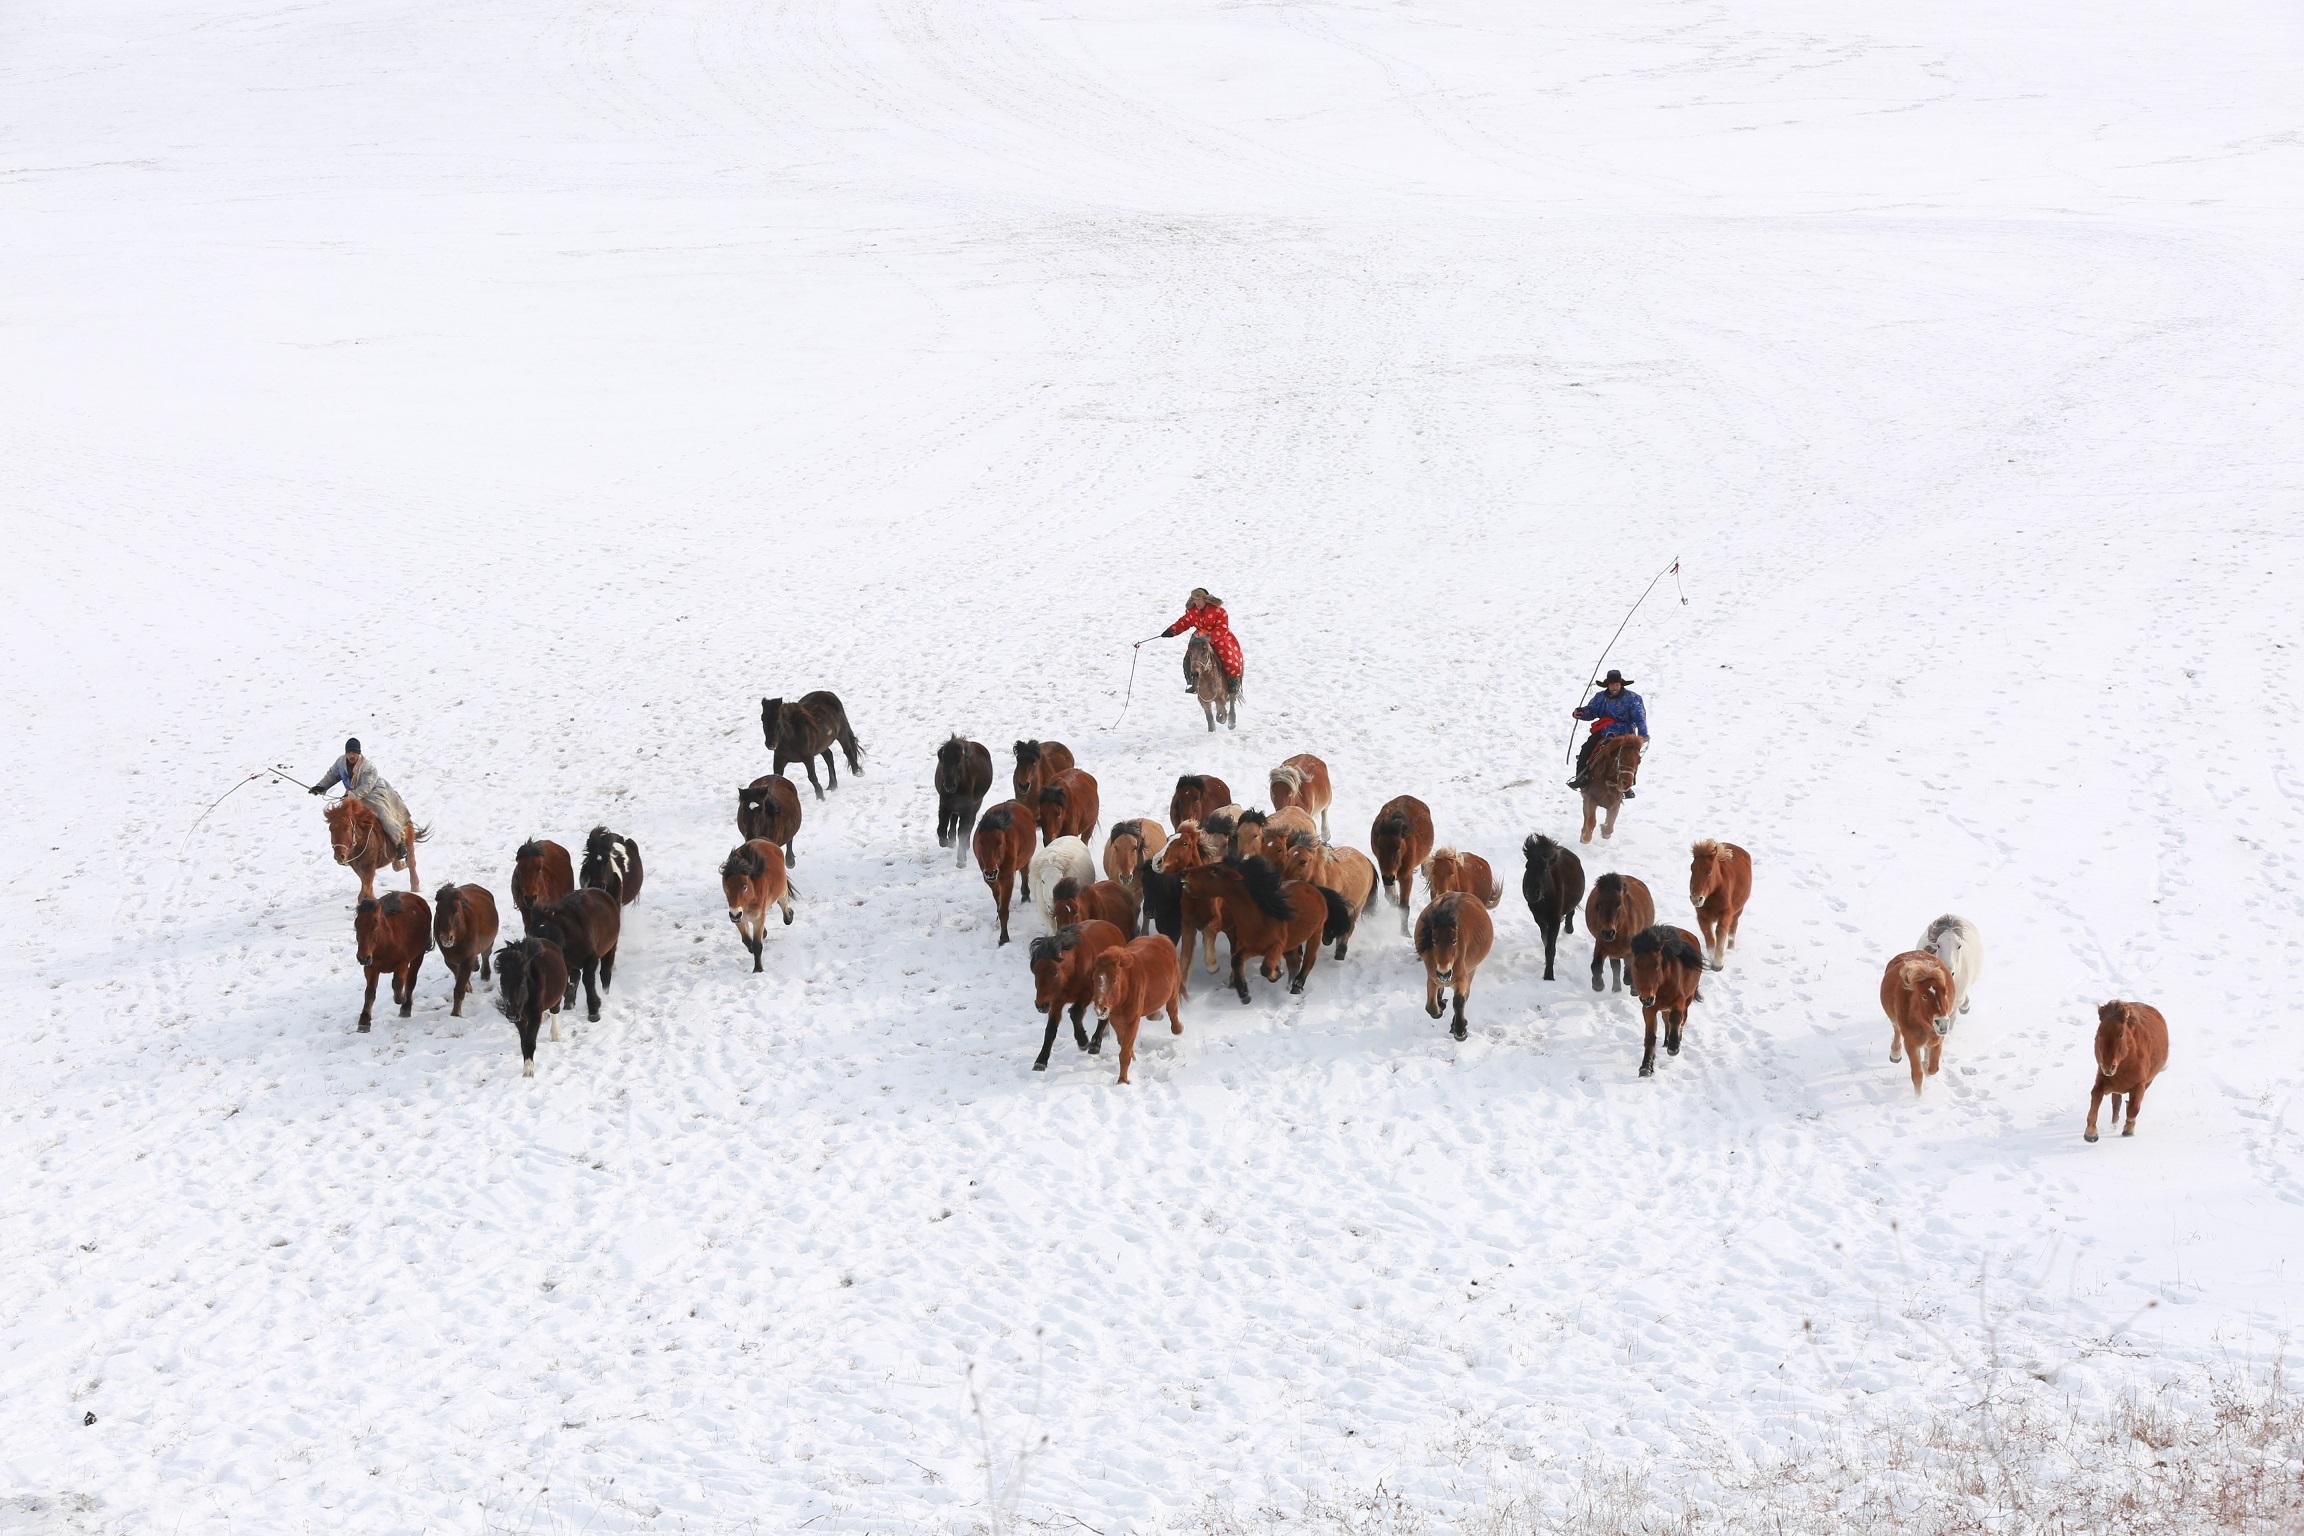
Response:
310,737,418,869
1143,588,1245,696
1567,670,1647,798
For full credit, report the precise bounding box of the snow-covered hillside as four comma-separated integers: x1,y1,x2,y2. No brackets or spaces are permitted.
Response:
3,0,2301,1529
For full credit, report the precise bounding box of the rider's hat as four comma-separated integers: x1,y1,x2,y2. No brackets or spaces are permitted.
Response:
344,737,362,754
1597,669,1634,688
1188,587,1216,607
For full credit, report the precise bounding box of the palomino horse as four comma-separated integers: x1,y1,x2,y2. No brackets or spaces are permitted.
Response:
935,738,994,870
1050,877,1139,936
527,888,621,1022
1012,740,1075,803
325,796,428,901
1268,754,1332,838
1035,768,1100,847
1421,847,1501,909
493,936,569,1077
1090,935,1185,1085
1102,819,1169,893
1186,633,1238,731
1279,833,1379,961
1629,925,1705,1077
720,839,795,973
972,802,1038,946
1687,840,1753,971
1415,892,1495,1041
352,891,431,1033
737,775,804,867
581,826,645,907
510,839,574,925
1370,795,1436,936
1880,949,1956,1095
2087,1000,2170,1142
1180,857,1350,1003
760,692,865,799
1519,834,1586,982
1579,734,1644,844
1169,775,1232,832
1259,806,1318,859
1029,919,1129,1071
431,883,500,1017
1585,873,1655,993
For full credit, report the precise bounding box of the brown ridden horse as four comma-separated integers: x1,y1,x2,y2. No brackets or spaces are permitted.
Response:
1268,754,1333,838
971,801,1039,946
1186,632,1237,731
1370,795,1436,936
736,775,804,867
1585,873,1656,993
1580,734,1644,844
1630,925,1705,1077
1035,768,1100,847
720,839,795,973
1090,935,1184,1085
581,826,645,906
492,936,570,1077
1012,740,1076,803
1051,877,1138,936
510,839,575,926
1028,919,1128,1071
761,691,865,799
1279,833,1380,961
1415,892,1495,1041
936,737,995,870
2087,1001,2170,1141
1259,806,1318,859
352,891,431,1033
1421,847,1501,909
1181,856,1352,1003
1880,949,1956,1095
1688,840,1753,971
1102,819,1169,892
431,883,500,1017
527,888,621,1023
1519,834,1586,982
325,796,429,901
1169,774,1233,832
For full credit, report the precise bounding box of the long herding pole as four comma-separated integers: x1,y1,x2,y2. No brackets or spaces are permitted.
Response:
1564,555,1683,763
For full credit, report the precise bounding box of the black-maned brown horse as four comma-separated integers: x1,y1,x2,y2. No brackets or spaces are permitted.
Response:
1029,919,1129,1071
972,801,1039,946
1579,734,1644,844
510,839,575,926
352,891,432,1033
1585,872,1655,993
720,839,795,972
1370,795,1436,936
1630,925,1705,1077
432,883,500,1017
1180,856,1351,1004
1035,768,1100,847
736,775,804,867
1012,740,1076,803
1170,774,1233,832
761,691,865,799
1415,892,1495,1041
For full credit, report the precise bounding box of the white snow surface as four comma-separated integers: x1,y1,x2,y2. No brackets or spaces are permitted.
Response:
4,0,2303,1529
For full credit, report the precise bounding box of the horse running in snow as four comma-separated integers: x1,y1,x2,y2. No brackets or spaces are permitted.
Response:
1879,949,1956,1096
352,891,431,1033
1028,919,1129,1071
1920,914,1982,1024
1268,754,1332,838
493,936,570,1078
2087,1000,2170,1142
1090,936,1185,1085
526,888,621,1022
760,691,864,799
1585,872,1655,994
1012,740,1075,804
971,801,1039,946
1579,734,1643,844
1421,847,1501,909
720,839,795,973
326,796,429,901
737,775,804,867
1029,836,1099,936
581,826,644,907
1169,774,1233,832
1687,840,1752,971
1102,819,1169,893
510,838,574,926
431,883,499,1017
1370,795,1436,936
1519,834,1585,982
1415,891,1495,1041
934,737,994,870
1629,925,1704,1077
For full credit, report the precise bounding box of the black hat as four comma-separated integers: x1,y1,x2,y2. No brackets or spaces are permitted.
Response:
1597,670,1634,688
344,737,362,754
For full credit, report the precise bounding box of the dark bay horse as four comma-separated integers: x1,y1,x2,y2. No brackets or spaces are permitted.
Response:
720,839,795,972
1519,834,1586,982
1029,919,1128,1071
761,692,865,799
737,775,804,867
1181,856,1350,1003
936,737,995,869
972,801,1038,946
1170,774,1233,832
510,839,575,925
527,888,621,1022
494,937,570,1078
1585,872,1655,993
1035,768,1100,846
1630,925,1705,1077
1012,740,1076,803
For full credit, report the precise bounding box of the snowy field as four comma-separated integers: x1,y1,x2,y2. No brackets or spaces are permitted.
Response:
5,0,2303,1530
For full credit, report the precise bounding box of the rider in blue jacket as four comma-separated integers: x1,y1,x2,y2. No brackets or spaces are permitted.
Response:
1568,670,1647,796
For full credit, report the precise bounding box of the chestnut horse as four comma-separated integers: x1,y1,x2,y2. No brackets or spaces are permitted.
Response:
352,891,431,1033
527,888,621,1022
431,883,499,1017
580,825,645,907
1519,834,1586,982
1279,833,1380,960
1051,877,1138,936
493,936,569,1077
1370,795,1436,936
510,839,575,926
1687,840,1752,971
325,796,429,901
1090,935,1184,1084
2087,1000,2170,1141
1880,949,1956,1095
736,775,803,867
1028,919,1129,1071
1181,856,1351,1003
1012,740,1075,803
1415,892,1495,1041
1259,806,1318,859
1585,873,1656,993
1035,768,1100,847
1186,633,1236,731
971,801,1038,946
1629,925,1705,1077
1226,807,1270,860
1421,847,1501,909
1102,819,1169,892
935,737,994,870
720,839,795,972
1268,754,1332,837
1169,774,1233,832
1579,734,1644,844
761,691,865,799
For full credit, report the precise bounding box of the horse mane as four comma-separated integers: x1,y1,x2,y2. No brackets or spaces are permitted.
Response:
939,735,966,766
1015,740,1043,768
1376,806,1410,841
1039,784,1068,808
1285,829,1320,853
1416,896,1459,956
1692,838,1721,861
587,824,613,849
1203,805,1242,837
1236,807,1267,831
1027,934,1061,967
1052,877,1080,903
433,883,460,915
494,942,529,1022
1110,824,1143,850
981,804,1014,832
357,897,378,917
1591,871,1624,904
1223,854,1293,921
1524,833,1560,864
1270,765,1302,792
516,838,547,862
721,843,765,880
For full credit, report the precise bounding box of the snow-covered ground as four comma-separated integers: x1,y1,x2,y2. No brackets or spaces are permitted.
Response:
4,0,2302,1529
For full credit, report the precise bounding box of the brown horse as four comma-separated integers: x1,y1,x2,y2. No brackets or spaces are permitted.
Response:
1279,833,1380,961
493,936,570,1077
1259,806,1319,859
325,796,429,901
1268,754,1332,837
2087,1001,2170,1142
1880,949,1956,1095
1585,873,1656,993
736,775,804,867
1224,807,1271,860
1519,834,1586,982
1051,877,1138,936
1629,925,1705,1077
1415,892,1495,1041
1181,856,1351,1003
1090,935,1184,1085
1035,768,1100,846
1421,847,1501,909
1102,819,1169,892
580,826,645,907
935,737,995,870
1186,632,1237,731
720,839,795,972
1012,740,1076,803
761,691,865,799
510,839,575,926
527,888,621,1022
1688,840,1753,971
431,883,500,1017
1580,734,1644,844
1028,919,1129,1071
1137,819,1206,953
1370,795,1436,936
1169,774,1233,832
971,801,1039,946
352,891,431,1033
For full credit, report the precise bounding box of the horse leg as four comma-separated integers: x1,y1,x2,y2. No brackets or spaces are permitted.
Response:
1889,1023,1903,1063
1166,991,1182,1036
1176,926,1196,998
1291,938,1315,995
1601,800,1619,841
480,947,492,982
1035,1004,1064,1071
1540,919,1558,981
1450,980,1469,1042
450,959,468,1017
786,836,799,869
1638,1005,1657,1076
582,960,602,1022
1611,955,1626,993
1425,965,1443,1020
599,947,616,992
1925,1038,1942,1077
359,965,380,1032
1397,870,1414,936
1201,696,1215,732
995,878,1012,946
821,748,838,790
1665,1009,1683,1056
750,932,764,972
803,758,825,800
1069,1000,1093,1052
1230,947,1251,1005
398,959,419,1017
1907,1035,1926,1095
2123,1080,2149,1136
1580,797,1596,845
1115,1017,1139,1085
1591,942,1605,992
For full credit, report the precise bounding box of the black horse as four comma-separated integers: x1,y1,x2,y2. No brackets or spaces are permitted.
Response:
579,825,644,906
527,888,621,1022
761,692,865,799
1520,833,1587,982
494,936,571,1078
934,737,994,870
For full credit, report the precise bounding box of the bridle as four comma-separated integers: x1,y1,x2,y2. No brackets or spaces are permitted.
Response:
1595,736,1642,796
330,800,384,866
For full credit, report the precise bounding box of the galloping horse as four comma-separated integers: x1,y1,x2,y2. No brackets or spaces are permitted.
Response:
2087,1000,2170,1142
1102,819,1169,893
493,936,570,1077
720,839,795,972
935,737,995,870
971,802,1039,946
1579,735,1644,844
1268,755,1332,837
352,891,431,1033
1687,840,1752,971
1279,833,1380,961
1585,873,1655,993
1090,936,1185,1085
1034,768,1100,847
1050,877,1139,936
1630,926,1705,1077
581,826,645,907
1180,857,1350,1003
325,796,428,901
527,888,621,1023
1186,633,1238,731
737,775,804,867
1029,920,1129,1071
1012,740,1076,803
1519,834,1586,982
1415,892,1495,1041
510,839,575,925
760,692,865,799
1370,796,1436,935
1421,847,1501,909
1880,949,1956,1096
431,883,500,1017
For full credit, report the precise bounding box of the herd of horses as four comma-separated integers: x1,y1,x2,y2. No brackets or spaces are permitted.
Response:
319,690,2169,1133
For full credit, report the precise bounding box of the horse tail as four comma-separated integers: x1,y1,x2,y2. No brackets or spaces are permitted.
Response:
1318,886,1355,945
837,714,864,768
408,822,433,845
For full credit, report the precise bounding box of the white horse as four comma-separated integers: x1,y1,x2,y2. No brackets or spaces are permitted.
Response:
1031,836,1098,934
1919,914,1983,1026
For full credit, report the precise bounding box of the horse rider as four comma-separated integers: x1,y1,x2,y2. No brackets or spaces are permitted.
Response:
1140,587,1246,696
1567,669,1648,797
309,737,416,866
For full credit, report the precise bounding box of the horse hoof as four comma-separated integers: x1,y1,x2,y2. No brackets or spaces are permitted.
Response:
2085,1131,2099,1143
1639,1063,1653,1077
587,1010,601,1023
357,1021,371,1033
1425,1004,1442,1019
1451,1026,1467,1041
2122,1126,2135,1137
1032,1060,1048,1072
